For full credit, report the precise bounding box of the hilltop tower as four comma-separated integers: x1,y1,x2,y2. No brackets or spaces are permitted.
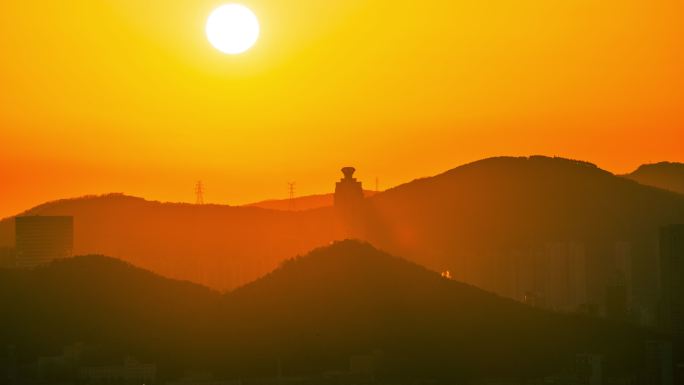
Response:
335,167,364,211
334,167,366,238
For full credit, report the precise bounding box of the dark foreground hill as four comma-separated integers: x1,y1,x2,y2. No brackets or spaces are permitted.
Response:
0,255,221,371
0,241,655,383
624,161,684,195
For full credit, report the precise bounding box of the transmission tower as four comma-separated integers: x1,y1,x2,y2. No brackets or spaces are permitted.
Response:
195,181,205,205
287,181,296,211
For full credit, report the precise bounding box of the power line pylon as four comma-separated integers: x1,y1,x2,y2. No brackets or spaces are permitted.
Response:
287,181,296,211
195,181,205,205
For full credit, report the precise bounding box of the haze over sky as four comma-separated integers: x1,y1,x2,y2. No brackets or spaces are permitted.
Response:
1,0,683,218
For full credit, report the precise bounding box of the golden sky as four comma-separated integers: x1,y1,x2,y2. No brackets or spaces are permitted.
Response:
1,0,683,217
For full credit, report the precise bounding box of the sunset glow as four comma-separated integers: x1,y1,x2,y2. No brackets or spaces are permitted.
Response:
0,1,683,217
1,1,684,381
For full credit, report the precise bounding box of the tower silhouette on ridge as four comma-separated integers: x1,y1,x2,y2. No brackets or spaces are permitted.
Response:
195,181,205,205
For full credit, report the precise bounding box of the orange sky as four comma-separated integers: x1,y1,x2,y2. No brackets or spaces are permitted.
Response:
1,0,683,218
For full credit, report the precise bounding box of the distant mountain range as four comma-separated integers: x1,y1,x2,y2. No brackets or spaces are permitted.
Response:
624,161,684,195
1,156,683,300
0,241,652,382
245,190,377,211
0,194,337,290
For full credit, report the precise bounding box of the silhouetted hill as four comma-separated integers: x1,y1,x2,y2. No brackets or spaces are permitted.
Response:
2,156,683,306
0,255,220,376
0,241,654,382
220,240,651,380
245,190,377,211
361,156,684,307
624,161,684,195
0,193,338,291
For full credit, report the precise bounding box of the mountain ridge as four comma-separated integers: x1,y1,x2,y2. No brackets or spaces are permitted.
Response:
624,161,684,195
244,190,378,211
2,155,684,303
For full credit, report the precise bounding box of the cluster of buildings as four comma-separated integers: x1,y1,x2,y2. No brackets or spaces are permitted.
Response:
4,343,380,385
4,343,156,385
444,226,684,336
79,357,156,385
6,342,676,385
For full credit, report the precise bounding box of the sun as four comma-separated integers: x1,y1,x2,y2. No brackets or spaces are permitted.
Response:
206,4,260,55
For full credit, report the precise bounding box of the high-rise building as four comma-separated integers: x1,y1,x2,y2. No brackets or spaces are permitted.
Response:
511,242,587,312
659,224,684,335
605,280,628,320
575,354,603,385
543,242,587,311
15,216,73,268
643,340,673,385
607,241,632,321
0,247,15,268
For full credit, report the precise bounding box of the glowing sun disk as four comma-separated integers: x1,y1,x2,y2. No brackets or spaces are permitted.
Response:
206,4,260,54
